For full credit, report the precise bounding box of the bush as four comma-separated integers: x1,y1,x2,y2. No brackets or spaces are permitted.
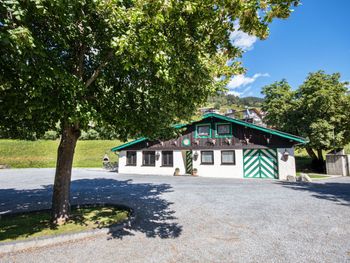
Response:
80,129,100,140
42,130,59,140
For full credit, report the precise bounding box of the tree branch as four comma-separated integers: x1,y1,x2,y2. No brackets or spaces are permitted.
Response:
75,44,86,80
85,51,114,88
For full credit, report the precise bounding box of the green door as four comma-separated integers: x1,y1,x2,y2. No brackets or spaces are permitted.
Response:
185,150,193,174
243,149,278,179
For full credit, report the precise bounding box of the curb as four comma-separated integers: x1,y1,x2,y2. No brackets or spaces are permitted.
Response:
0,204,136,255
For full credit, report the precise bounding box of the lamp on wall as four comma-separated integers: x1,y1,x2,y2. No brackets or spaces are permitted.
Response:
193,151,199,161
155,152,160,160
283,149,289,161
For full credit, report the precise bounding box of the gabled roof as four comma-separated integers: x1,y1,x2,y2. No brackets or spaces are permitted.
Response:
202,113,307,143
111,137,147,152
111,113,308,152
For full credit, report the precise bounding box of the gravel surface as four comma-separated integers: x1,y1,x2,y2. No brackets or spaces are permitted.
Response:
0,168,350,263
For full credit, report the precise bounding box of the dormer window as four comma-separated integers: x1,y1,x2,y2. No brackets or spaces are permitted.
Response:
217,124,230,135
195,124,211,138
216,123,232,137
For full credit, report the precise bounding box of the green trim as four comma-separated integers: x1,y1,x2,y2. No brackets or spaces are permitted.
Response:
203,113,308,144
195,123,212,139
111,137,147,152
173,123,187,129
214,122,233,138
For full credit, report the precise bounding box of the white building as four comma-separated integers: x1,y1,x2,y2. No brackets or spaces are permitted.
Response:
112,113,307,180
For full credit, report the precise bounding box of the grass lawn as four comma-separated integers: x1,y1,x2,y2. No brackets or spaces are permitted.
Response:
296,172,331,179
0,139,123,168
0,206,129,243
308,174,331,179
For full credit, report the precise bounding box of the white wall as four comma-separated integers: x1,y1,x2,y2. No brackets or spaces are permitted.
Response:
118,148,296,180
192,149,243,178
118,150,185,175
277,148,296,180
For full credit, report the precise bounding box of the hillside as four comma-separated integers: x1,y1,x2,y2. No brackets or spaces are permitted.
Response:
204,94,264,114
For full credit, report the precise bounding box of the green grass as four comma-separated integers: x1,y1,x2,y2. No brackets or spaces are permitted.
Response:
296,172,330,179
0,139,123,168
0,206,129,243
308,174,330,179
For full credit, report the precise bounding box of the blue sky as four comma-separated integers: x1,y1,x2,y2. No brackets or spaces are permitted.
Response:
228,0,350,97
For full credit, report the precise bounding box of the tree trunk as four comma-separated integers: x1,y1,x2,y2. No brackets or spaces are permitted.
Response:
317,149,326,173
317,149,324,162
306,147,325,173
305,147,318,160
51,124,80,224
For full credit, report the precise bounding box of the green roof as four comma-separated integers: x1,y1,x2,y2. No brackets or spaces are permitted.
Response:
111,113,308,151
111,137,147,152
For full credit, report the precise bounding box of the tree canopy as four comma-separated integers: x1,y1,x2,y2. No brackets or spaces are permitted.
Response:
1,0,298,140
262,71,350,169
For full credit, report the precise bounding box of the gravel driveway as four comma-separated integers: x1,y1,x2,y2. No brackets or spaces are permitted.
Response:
0,168,350,263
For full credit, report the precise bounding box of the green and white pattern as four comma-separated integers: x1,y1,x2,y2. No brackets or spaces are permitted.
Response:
243,149,278,179
185,150,193,174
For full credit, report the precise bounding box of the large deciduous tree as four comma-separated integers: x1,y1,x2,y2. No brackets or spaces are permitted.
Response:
0,0,299,223
262,71,350,171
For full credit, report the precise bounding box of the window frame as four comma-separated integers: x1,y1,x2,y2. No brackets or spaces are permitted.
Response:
221,150,236,165
161,151,174,167
126,151,137,166
201,151,214,165
215,123,233,138
195,124,212,138
142,151,156,166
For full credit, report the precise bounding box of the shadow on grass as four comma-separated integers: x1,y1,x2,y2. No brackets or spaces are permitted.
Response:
0,210,53,241
0,178,182,241
277,180,350,206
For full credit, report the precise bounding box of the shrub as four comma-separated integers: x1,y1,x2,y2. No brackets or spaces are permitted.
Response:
80,129,100,140
42,130,59,140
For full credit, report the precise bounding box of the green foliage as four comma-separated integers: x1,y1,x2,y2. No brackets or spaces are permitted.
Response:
1,0,299,141
207,93,264,110
261,79,295,132
42,130,59,140
262,71,350,160
80,129,100,140
239,96,265,107
0,139,121,168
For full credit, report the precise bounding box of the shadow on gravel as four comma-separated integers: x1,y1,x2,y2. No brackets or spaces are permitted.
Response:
277,181,350,206
0,178,182,240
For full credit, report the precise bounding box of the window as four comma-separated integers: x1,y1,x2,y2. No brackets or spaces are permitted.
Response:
162,151,173,167
217,124,231,136
201,151,214,164
196,124,211,138
143,151,155,166
126,151,137,166
221,151,235,165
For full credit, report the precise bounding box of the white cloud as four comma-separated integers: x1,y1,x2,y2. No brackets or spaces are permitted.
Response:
230,22,257,50
227,73,269,89
230,31,257,50
227,90,242,96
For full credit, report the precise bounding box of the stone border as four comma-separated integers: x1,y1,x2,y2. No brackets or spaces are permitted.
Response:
0,203,135,254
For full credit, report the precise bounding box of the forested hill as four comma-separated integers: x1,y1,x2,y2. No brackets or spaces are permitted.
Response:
206,94,264,111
